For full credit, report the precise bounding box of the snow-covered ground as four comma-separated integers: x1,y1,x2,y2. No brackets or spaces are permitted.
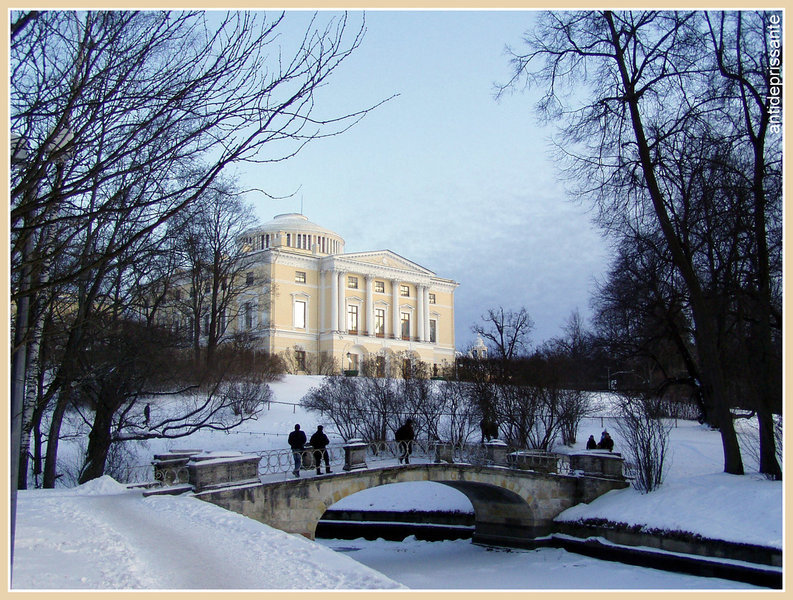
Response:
11,375,783,590
12,476,402,590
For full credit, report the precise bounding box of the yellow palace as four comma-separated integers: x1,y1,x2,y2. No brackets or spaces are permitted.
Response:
234,213,458,376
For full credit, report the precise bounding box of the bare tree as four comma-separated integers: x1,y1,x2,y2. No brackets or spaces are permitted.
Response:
435,379,480,446
398,362,441,440
615,393,672,493
472,306,534,382
168,179,263,369
11,10,378,490
501,11,780,476
301,376,368,442
704,12,782,480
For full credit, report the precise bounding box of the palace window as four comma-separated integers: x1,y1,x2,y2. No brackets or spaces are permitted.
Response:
246,272,254,286
295,350,306,372
375,280,385,293
376,356,386,378
402,359,412,378
400,284,410,297
348,276,358,289
295,271,306,283
294,299,306,329
401,312,410,340
375,308,386,337
347,305,359,334
429,319,437,344
244,302,253,330
429,293,436,304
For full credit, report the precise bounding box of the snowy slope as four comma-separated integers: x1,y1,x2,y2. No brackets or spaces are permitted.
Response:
555,420,783,549
12,476,403,590
12,375,783,590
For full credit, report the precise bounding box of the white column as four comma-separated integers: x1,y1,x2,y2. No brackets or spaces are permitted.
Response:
423,286,431,343
318,269,325,333
417,284,425,342
338,271,346,333
330,269,338,332
365,275,374,336
391,279,400,338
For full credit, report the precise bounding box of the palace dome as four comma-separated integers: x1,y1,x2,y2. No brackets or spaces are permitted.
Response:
242,213,345,255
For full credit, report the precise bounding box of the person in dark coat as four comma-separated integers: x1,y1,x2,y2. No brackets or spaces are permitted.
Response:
598,430,614,451
480,418,498,443
288,424,306,477
395,419,415,464
309,425,331,475
586,435,598,450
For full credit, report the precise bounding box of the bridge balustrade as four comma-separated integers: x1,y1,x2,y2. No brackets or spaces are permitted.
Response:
251,440,575,479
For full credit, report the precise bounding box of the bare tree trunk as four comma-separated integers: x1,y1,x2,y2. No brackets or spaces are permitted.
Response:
33,416,44,487
43,386,70,488
604,10,743,474
18,333,42,489
78,401,115,484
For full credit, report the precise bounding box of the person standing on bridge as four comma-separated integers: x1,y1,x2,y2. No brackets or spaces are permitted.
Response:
395,418,414,464
310,425,332,475
288,424,307,477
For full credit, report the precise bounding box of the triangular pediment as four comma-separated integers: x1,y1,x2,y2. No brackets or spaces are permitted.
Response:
340,250,436,276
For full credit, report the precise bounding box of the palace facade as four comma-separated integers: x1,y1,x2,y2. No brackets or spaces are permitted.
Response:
234,213,458,376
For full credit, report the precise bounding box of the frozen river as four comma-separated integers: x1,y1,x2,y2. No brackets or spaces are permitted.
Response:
317,536,762,590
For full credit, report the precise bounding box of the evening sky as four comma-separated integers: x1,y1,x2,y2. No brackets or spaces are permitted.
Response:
238,10,611,351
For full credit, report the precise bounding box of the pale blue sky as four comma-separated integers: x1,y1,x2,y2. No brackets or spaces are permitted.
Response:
239,10,611,350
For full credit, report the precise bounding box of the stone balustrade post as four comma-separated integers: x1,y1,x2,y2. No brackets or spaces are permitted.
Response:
484,439,508,466
569,451,626,480
152,450,202,486
343,439,368,471
433,442,454,464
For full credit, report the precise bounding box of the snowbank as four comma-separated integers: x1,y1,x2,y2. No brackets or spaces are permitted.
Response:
12,481,404,590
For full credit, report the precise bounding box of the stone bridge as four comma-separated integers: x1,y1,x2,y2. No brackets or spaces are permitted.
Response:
191,461,628,546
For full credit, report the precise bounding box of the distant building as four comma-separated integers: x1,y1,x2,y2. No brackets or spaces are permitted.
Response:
234,213,458,376
470,335,488,360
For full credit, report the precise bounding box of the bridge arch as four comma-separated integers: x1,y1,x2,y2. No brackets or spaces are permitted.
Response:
314,476,538,545
195,463,627,546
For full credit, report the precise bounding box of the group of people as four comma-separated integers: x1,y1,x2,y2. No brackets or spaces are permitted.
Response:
288,424,332,477
586,430,614,452
287,418,417,476
290,422,614,475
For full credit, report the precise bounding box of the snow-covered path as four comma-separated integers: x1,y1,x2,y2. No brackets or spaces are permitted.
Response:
12,477,404,590
75,493,270,588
